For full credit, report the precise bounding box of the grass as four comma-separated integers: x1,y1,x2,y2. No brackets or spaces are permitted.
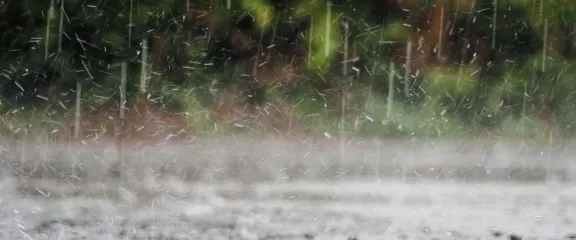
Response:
289,86,553,140
0,82,558,144
496,116,553,140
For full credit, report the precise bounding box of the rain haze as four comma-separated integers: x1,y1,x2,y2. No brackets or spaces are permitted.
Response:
0,0,575,239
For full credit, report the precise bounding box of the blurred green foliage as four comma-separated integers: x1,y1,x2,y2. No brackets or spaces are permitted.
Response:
0,0,575,139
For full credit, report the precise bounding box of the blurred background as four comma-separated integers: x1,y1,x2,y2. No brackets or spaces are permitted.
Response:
2,3,576,239
0,0,575,143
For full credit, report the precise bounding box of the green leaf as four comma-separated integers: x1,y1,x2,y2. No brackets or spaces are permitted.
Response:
240,0,274,29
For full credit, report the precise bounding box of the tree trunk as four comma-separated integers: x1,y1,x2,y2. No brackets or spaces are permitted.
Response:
561,23,574,59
